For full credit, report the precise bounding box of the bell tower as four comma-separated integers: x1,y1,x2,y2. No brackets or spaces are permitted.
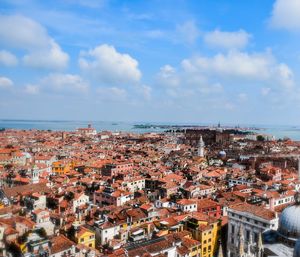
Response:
198,135,205,157
31,165,39,184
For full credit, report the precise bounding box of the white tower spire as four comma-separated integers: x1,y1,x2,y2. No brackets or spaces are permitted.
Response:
198,135,205,157
31,165,39,184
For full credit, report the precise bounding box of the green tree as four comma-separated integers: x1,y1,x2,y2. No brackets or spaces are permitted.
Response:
257,135,265,142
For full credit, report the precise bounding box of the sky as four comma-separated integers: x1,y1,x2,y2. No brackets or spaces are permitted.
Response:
0,0,300,125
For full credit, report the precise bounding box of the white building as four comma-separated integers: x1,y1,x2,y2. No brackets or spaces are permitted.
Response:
72,193,89,212
122,177,145,193
228,177,254,188
95,221,120,245
32,209,55,236
176,199,197,213
227,203,279,257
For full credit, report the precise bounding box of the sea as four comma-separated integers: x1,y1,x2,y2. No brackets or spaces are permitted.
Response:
1,119,300,141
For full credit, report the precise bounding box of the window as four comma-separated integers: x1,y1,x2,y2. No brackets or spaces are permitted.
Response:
254,233,258,242
246,230,250,241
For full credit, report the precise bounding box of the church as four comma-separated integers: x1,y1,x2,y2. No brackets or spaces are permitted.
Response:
226,193,300,257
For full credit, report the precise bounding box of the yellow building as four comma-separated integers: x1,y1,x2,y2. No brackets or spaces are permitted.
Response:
16,230,49,255
74,226,95,248
185,213,221,257
52,161,72,174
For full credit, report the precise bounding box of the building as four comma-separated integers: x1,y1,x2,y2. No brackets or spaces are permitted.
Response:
177,199,197,213
76,124,97,136
32,209,55,236
94,187,134,207
228,193,300,257
122,177,145,192
101,162,133,177
51,161,72,174
262,193,300,256
49,234,75,257
71,224,95,249
17,229,51,256
227,203,279,257
72,192,89,212
196,199,222,219
185,212,221,257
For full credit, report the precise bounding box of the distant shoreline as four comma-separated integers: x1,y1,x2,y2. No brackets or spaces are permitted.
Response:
133,124,263,131
1,120,300,140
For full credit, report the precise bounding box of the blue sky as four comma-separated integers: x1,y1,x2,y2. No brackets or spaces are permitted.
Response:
0,0,300,125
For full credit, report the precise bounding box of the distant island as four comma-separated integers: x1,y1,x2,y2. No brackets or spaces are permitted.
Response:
133,124,262,132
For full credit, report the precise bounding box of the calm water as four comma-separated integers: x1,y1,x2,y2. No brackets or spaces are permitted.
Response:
0,120,161,133
1,120,300,141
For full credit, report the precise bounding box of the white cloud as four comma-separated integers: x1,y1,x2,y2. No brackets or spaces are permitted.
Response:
0,15,49,50
270,0,300,31
79,44,141,85
156,49,296,112
97,87,127,101
176,20,200,44
181,50,295,89
204,29,251,49
0,50,18,66
157,65,180,88
0,15,69,70
24,84,40,95
41,73,89,92
157,64,222,98
276,63,294,89
0,76,13,89
23,41,69,70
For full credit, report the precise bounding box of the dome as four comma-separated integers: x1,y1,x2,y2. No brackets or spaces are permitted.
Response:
279,204,300,243
218,150,226,156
